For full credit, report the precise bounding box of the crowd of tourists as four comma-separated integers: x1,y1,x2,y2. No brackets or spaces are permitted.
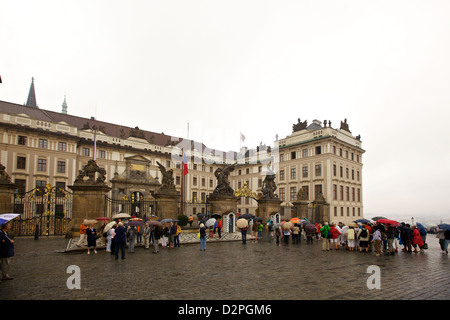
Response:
237,218,450,257
70,215,450,261
76,218,182,259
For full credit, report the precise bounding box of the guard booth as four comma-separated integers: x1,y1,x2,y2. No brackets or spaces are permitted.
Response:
223,212,236,233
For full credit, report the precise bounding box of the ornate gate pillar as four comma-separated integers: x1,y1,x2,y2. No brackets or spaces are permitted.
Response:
68,160,111,237
0,164,16,214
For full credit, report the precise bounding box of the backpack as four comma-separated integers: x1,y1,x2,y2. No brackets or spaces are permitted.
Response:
359,229,368,238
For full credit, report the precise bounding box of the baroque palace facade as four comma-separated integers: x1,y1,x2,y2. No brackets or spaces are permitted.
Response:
0,85,365,224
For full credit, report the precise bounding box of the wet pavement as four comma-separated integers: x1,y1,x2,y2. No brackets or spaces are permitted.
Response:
1,234,449,300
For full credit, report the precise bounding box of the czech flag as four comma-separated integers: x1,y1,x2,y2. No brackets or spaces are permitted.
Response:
183,152,188,176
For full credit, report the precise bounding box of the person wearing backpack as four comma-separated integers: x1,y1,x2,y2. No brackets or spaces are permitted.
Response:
357,225,370,253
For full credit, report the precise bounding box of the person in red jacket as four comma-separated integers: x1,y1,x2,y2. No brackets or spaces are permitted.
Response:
411,225,424,253
217,218,222,239
329,224,341,250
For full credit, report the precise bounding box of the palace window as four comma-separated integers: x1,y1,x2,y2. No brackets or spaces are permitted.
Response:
279,188,285,202
290,168,296,180
58,142,67,151
279,170,285,181
82,148,90,156
39,139,47,149
315,164,322,176
37,159,46,172
290,187,297,201
302,166,308,178
18,135,27,146
17,156,26,170
57,161,66,174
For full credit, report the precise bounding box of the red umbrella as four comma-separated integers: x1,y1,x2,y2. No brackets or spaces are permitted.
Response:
95,217,110,221
376,218,400,227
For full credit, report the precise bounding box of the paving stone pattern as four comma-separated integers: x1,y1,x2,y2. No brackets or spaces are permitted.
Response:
1,234,449,300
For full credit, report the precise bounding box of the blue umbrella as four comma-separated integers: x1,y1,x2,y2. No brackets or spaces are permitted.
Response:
416,223,427,234
355,219,371,224
438,224,450,231
160,218,173,223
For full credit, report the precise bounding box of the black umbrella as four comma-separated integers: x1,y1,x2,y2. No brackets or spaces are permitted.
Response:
211,214,222,219
240,213,254,219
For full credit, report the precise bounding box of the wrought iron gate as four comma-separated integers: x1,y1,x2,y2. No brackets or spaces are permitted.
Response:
12,183,72,236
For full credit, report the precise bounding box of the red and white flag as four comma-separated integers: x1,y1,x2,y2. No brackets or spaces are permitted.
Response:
240,132,246,142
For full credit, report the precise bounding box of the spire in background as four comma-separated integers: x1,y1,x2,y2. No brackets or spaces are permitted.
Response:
61,94,68,114
26,77,38,108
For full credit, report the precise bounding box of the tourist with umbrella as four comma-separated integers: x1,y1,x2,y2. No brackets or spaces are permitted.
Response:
86,224,98,254
161,223,169,249
416,222,428,249
411,225,425,253
106,222,116,253
76,221,88,247
199,223,207,251
142,223,151,249
236,218,248,244
147,220,163,253
114,222,127,260
436,224,450,254
305,224,316,244
0,219,16,280
127,225,137,253
401,224,413,253
169,221,177,248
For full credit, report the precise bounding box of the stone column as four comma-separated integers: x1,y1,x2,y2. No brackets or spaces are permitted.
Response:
0,182,17,214
68,184,111,237
312,192,330,224
0,165,17,214
292,200,309,219
153,190,181,220
207,194,238,217
257,198,282,223
68,159,111,237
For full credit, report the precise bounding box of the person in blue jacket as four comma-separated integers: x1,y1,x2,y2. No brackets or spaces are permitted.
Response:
114,222,127,260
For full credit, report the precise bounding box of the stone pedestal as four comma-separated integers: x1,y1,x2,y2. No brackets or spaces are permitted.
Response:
292,200,309,220
68,183,111,237
257,198,282,222
208,194,238,215
0,182,17,214
153,190,180,220
311,201,330,224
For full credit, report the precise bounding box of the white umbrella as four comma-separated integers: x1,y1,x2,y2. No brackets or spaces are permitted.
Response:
205,218,216,228
236,218,248,228
103,221,116,233
282,221,293,230
112,213,131,219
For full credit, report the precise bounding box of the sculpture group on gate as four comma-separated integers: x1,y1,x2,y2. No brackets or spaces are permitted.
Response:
74,159,107,184
213,162,237,196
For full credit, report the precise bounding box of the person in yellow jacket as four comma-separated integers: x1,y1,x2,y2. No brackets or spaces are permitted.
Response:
174,222,181,247
76,223,88,247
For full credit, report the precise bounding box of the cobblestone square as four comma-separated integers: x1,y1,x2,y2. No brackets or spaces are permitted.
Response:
1,234,449,300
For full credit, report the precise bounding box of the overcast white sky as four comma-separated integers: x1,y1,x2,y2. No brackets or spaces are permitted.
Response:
1,0,449,220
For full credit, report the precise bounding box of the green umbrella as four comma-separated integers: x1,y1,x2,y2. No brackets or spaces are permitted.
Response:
372,216,387,221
